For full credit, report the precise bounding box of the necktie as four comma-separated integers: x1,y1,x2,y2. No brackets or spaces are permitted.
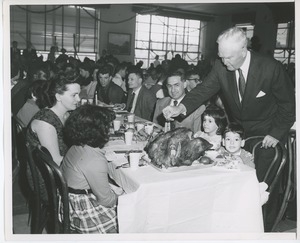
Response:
127,92,135,112
238,68,246,99
170,100,178,130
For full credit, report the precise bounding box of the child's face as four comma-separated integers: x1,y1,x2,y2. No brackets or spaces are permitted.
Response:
203,115,218,136
222,131,245,154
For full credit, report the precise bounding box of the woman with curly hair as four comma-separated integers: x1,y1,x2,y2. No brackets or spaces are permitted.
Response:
61,104,118,234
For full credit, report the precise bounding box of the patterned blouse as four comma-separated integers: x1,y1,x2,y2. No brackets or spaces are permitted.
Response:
26,108,68,156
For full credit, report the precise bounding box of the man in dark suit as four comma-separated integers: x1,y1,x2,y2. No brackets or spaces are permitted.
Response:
163,27,295,231
95,64,125,105
153,70,205,133
126,67,156,121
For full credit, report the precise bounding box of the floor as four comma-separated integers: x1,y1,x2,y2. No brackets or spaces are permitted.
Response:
12,172,297,234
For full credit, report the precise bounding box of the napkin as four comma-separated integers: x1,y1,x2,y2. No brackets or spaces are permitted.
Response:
259,182,270,206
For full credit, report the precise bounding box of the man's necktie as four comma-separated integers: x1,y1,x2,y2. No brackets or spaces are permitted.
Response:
127,92,135,112
238,68,246,99
170,100,178,130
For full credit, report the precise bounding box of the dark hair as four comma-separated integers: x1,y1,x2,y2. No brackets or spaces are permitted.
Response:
64,104,116,148
223,123,245,139
78,62,91,73
46,76,78,108
168,70,185,82
202,105,228,135
114,62,128,74
26,80,49,109
127,66,143,80
97,64,113,78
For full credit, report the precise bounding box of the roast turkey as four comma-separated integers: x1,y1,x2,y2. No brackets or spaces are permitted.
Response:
144,127,213,168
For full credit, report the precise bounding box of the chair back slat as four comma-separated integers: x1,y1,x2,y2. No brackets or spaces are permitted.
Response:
33,145,70,233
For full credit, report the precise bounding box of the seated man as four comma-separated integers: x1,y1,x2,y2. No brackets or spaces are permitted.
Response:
185,69,202,92
126,67,156,121
153,70,205,133
95,65,125,105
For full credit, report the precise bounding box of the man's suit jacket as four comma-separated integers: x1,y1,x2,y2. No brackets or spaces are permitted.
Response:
126,85,156,121
153,96,206,133
180,51,295,142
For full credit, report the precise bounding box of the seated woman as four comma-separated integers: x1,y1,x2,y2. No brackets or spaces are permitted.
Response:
16,79,48,128
27,76,81,165
61,104,118,233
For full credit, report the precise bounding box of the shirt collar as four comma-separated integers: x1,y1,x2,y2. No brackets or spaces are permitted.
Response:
171,94,185,105
239,50,251,74
133,86,142,96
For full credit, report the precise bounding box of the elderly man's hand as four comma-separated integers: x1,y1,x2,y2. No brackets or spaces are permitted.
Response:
261,135,279,148
162,104,186,121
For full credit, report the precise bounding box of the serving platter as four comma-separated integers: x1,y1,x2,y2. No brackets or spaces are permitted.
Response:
148,161,214,173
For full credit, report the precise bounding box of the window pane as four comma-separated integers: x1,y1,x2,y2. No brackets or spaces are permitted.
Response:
151,24,164,33
151,42,163,50
152,16,166,24
137,15,150,23
151,33,163,42
176,44,183,51
137,22,150,32
169,17,177,26
177,18,184,27
176,35,184,44
136,40,149,49
135,49,149,59
136,31,150,41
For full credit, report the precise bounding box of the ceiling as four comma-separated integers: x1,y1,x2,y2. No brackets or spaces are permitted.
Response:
131,2,294,22
86,2,294,22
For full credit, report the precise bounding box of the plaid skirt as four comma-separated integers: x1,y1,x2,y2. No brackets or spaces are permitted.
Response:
60,193,117,234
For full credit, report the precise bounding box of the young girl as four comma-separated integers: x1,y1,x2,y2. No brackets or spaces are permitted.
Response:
194,106,228,151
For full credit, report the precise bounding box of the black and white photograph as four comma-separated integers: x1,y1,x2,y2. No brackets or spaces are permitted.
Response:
2,0,297,242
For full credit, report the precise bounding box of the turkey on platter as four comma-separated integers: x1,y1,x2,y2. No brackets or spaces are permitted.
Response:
144,127,213,168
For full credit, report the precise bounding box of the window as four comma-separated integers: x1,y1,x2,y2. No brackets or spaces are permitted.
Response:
10,5,98,60
274,21,295,64
135,14,204,68
235,23,254,47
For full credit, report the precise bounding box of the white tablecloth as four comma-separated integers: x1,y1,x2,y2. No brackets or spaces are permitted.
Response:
106,148,264,233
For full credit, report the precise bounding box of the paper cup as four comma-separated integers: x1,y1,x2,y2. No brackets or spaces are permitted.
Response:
129,152,141,170
113,120,121,131
125,131,133,145
127,113,135,123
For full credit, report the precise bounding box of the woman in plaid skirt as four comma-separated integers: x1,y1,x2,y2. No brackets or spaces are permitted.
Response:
61,104,118,233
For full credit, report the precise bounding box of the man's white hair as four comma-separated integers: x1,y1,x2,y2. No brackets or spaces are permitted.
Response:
217,27,248,47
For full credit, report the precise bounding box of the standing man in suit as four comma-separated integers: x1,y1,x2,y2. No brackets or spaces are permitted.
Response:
163,27,295,231
153,70,205,133
126,67,156,121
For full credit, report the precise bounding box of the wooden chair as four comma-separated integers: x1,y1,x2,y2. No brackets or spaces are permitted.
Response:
245,135,287,231
32,145,70,233
270,129,296,230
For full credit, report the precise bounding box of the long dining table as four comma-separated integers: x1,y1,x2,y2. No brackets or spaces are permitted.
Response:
104,112,264,233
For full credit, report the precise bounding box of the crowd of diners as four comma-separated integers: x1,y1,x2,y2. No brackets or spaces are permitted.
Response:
11,26,295,233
